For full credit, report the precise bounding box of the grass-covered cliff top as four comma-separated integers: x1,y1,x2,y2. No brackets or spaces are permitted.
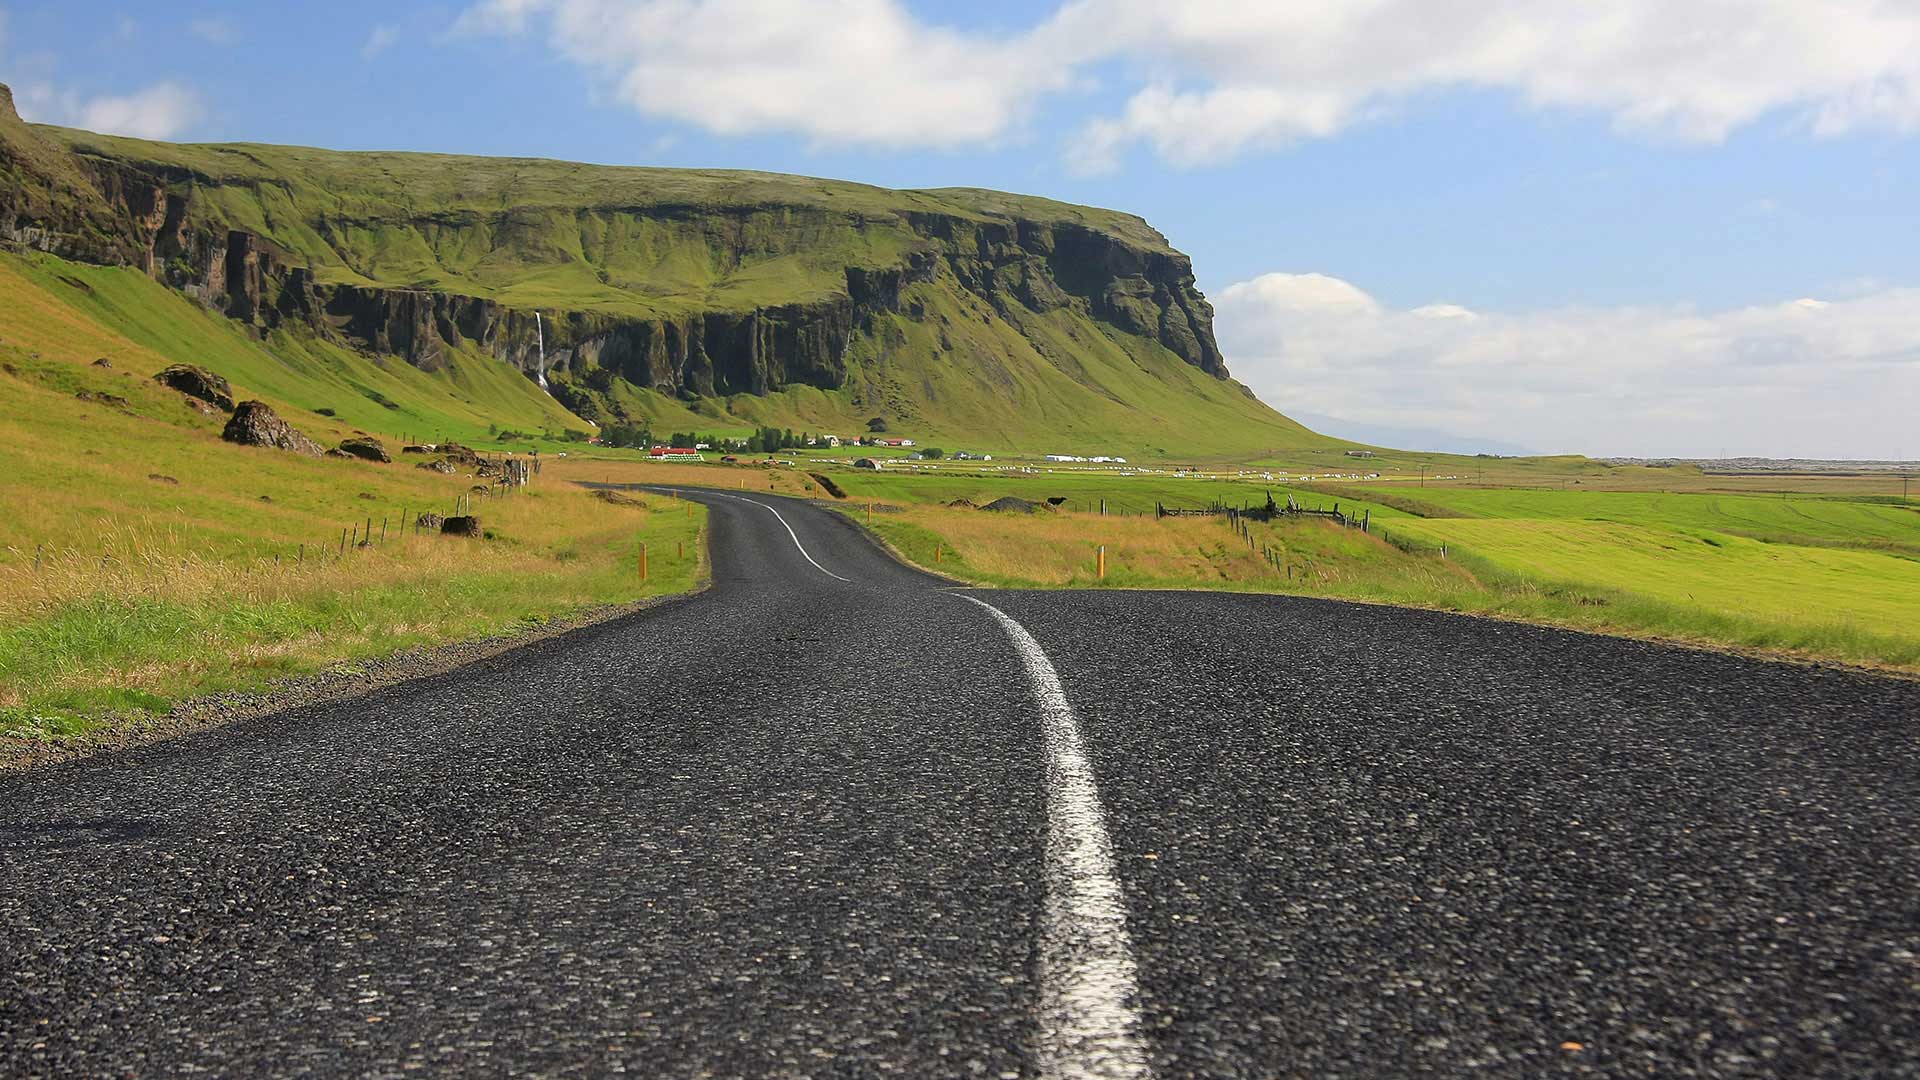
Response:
39,124,1176,316
41,126,1173,252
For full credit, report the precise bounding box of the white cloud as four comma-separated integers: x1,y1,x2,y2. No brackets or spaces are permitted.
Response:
1214,271,1920,458
18,81,205,139
1055,1,1920,169
454,0,1068,147
190,17,239,46
454,0,1920,166
362,24,400,61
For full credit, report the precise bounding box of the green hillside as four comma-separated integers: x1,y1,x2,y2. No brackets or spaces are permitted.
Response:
0,90,1343,457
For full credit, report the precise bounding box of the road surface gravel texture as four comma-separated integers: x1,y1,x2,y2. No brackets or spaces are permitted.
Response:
2,487,1916,1078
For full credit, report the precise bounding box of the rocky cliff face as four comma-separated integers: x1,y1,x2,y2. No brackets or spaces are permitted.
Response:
0,85,1228,421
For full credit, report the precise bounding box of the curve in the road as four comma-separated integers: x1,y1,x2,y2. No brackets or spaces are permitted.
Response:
3,482,1917,1078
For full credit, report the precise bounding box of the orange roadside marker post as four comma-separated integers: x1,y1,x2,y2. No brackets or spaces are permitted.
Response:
639,542,649,582
1097,545,1107,580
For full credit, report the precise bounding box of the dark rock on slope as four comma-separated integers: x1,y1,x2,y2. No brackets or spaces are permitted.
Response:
336,435,390,463
222,400,322,456
153,364,234,412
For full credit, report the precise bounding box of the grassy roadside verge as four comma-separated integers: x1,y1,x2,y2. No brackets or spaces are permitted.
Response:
0,487,707,744
846,502,1920,675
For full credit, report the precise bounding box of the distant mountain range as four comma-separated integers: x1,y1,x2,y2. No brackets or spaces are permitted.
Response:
1288,411,1539,457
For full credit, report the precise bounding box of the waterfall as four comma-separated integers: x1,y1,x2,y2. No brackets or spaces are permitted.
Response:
534,312,549,389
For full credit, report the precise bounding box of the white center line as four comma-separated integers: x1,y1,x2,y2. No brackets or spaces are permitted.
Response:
647,488,850,583
960,594,1151,1080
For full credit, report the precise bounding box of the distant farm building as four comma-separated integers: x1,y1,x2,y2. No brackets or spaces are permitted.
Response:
650,447,702,460
1345,450,1376,458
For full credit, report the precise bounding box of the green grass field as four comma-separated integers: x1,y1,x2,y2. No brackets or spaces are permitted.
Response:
1351,485,1920,553
806,462,1920,672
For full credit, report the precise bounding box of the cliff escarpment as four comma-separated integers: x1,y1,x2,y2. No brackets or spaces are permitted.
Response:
2,83,1290,448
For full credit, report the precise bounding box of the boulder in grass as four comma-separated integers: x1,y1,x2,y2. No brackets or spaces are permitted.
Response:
441,515,481,537
415,512,445,531
337,435,391,463
416,458,456,474
154,364,234,412
436,442,482,467
222,400,324,456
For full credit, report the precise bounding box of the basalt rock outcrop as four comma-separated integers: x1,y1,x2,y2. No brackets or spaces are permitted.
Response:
336,435,391,463
153,364,234,412
222,400,323,456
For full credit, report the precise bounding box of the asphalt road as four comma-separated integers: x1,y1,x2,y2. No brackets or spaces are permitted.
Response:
2,488,1916,1078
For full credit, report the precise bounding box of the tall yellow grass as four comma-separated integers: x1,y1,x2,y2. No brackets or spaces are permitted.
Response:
0,486,659,621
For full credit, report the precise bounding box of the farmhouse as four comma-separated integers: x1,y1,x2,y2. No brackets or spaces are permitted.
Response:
649,447,702,460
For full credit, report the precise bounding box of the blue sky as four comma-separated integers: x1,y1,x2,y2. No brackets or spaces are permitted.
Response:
5,1,1917,458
